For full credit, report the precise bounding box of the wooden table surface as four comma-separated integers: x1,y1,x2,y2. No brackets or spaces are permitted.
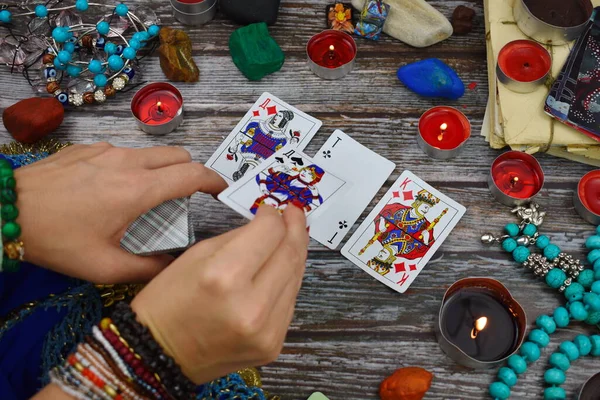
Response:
1,0,599,399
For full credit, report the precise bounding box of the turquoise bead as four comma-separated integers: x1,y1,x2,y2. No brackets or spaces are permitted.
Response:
590,335,600,356
528,329,550,348
536,235,550,249
75,0,88,11
94,74,107,87
597,226,600,235
498,367,518,387
544,387,566,400
66,65,82,77
505,223,520,237
489,382,511,400
569,301,589,321
52,27,69,43
105,42,117,55
521,341,541,362
123,47,136,60
507,354,527,374
53,57,66,70
546,268,566,289
591,281,600,295
513,246,530,263
148,25,160,36
502,238,517,253
584,292,600,311
35,4,48,17
115,3,129,16
559,341,580,361
0,10,12,23
544,244,561,261
57,50,71,63
544,368,566,385
564,283,585,302
573,335,592,356
586,311,600,325
129,38,142,50
586,235,600,249
132,31,149,43
97,21,110,35
523,224,537,236
107,54,124,71
64,42,76,53
589,249,600,264
549,352,570,371
578,269,595,289
536,315,556,334
88,60,104,74
553,307,570,327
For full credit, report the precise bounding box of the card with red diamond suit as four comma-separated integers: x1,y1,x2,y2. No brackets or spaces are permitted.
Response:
206,92,322,184
341,170,466,294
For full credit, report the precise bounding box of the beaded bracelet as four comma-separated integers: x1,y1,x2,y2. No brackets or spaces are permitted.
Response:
0,157,23,272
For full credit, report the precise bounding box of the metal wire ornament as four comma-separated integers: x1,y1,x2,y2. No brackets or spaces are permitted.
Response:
0,0,160,108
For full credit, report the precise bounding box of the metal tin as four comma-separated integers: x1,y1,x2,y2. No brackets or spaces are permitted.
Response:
306,30,356,80
514,0,593,45
579,372,600,400
435,278,527,370
488,151,545,207
170,0,218,26
496,40,551,94
417,107,471,160
130,82,184,135
574,170,600,225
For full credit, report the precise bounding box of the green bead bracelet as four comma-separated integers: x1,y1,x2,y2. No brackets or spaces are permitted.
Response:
0,158,23,273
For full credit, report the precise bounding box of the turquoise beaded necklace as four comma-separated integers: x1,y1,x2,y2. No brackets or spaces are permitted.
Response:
482,204,600,400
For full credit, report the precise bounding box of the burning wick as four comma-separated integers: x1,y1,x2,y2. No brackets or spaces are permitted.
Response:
156,101,163,113
470,317,488,339
438,123,448,141
328,44,335,59
511,176,520,186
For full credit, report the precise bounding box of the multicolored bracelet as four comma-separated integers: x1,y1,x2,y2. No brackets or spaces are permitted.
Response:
0,156,24,273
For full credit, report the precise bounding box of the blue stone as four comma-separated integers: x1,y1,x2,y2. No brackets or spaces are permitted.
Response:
0,10,12,23
397,58,465,100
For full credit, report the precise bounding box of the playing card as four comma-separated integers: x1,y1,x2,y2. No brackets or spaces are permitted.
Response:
311,130,395,249
341,171,466,293
218,147,350,225
121,197,195,256
206,92,323,184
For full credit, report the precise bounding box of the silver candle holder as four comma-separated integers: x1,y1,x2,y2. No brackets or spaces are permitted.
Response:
488,151,545,207
306,30,357,80
579,372,600,400
131,82,184,135
574,170,600,225
170,0,218,26
496,40,551,94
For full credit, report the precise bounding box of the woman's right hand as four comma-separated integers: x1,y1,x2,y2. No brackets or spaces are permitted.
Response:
131,205,309,384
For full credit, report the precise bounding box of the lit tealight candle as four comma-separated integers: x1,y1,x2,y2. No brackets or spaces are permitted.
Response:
574,170,600,225
417,107,471,160
131,82,184,135
488,151,544,206
307,30,357,80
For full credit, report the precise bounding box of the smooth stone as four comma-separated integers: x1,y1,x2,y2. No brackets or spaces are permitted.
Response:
229,22,284,81
158,27,199,82
351,0,453,47
452,5,475,35
2,97,64,143
397,58,465,100
220,0,281,26
379,367,433,400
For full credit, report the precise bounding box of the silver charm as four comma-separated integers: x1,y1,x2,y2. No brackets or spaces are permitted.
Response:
481,234,510,244
511,202,546,227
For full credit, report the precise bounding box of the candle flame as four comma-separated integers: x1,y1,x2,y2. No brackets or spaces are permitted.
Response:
329,45,335,52
511,176,520,186
470,317,488,339
440,123,448,131
156,101,163,113
437,123,448,141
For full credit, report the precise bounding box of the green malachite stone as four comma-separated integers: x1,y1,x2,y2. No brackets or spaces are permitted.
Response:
0,176,15,189
0,167,13,179
0,159,11,169
3,256,20,272
0,204,18,221
0,189,16,204
229,22,285,81
2,221,20,239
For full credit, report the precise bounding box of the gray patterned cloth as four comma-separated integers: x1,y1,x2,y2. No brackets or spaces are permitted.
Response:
121,197,195,256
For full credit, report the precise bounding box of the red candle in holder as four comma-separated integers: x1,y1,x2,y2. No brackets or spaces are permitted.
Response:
488,151,544,206
307,30,357,79
497,40,551,93
131,82,184,135
417,107,471,160
574,170,600,225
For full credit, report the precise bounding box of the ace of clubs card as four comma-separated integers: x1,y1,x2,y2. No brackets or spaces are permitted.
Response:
341,171,466,293
206,92,322,184
218,147,350,225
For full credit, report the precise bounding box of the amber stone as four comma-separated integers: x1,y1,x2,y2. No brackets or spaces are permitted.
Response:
158,27,199,82
104,85,116,97
2,97,64,143
379,367,433,400
81,35,94,48
83,92,95,104
46,81,60,94
42,53,55,64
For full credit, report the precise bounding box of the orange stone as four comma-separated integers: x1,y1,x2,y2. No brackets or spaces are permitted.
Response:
379,367,433,400
46,81,60,94
42,53,55,64
2,97,64,144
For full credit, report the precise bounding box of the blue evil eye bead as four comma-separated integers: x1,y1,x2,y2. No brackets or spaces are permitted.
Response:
505,223,520,237
502,238,517,253
97,21,110,35
107,54,124,71
588,249,600,264
57,50,71,63
115,44,124,55
115,3,128,16
94,74,108,87
569,301,588,321
75,0,88,11
553,306,570,328
122,47,136,60
148,25,160,36
564,282,585,302
128,38,141,50
590,335,600,356
507,354,527,374
544,368,566,385
88,60,104,74
66,64,82,77
512,246,530,263
43,66,57,79
544,244,561,261
104,42,117,55
573,334,592,356
0,10,12,23
543,387,565,400
520,341,541,362
95,36,106,49
489,382,511,400
35,4,48,18
53,57,66,70
536,315,556,334
536,235,550,249
52,27,70,43
122,67,135,79
63,42,76,53
545,268,566,289
528,329,550,348
498,367,518,387
55,91,69,106
522,224,537,236
559,341,580,361
578,269,595,289
549,352,570,371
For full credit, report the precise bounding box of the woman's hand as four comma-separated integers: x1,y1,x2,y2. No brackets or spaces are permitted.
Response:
15,143,227,283
131,205,309,384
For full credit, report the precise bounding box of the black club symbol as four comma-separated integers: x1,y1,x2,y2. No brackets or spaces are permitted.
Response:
339,220,348,229
322,150,332,158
